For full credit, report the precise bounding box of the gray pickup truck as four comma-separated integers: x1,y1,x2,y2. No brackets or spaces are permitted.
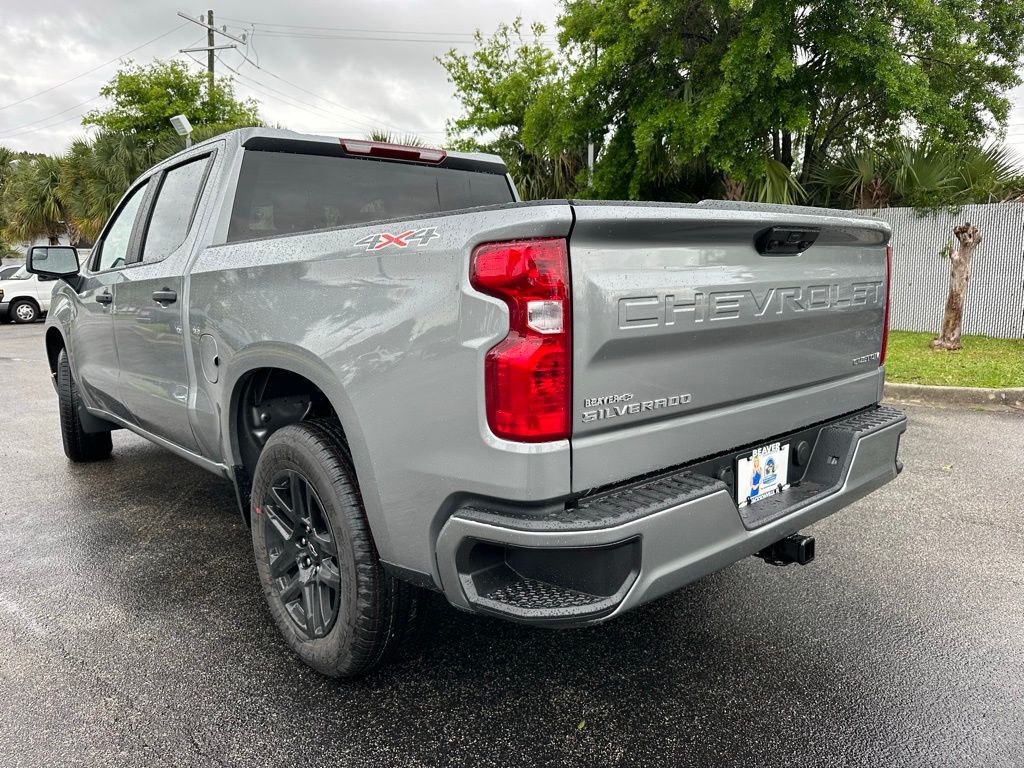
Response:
30,128,905,677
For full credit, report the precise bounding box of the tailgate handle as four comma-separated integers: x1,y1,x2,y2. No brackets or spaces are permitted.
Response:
756,227,820,256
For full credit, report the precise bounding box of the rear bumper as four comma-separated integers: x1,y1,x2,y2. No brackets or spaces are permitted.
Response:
435,405,906,625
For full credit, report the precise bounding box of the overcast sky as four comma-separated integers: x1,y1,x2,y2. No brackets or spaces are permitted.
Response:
2,1,1023,157
0,0,561,154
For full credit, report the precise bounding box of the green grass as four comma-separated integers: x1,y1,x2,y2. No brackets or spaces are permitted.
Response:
885,331,1024,388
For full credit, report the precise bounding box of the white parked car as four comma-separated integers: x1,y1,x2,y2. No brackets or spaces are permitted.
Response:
0,264,54,323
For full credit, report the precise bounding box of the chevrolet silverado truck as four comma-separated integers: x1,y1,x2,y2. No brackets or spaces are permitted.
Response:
30,128,906,678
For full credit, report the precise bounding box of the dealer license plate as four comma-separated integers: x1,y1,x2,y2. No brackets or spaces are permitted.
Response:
736,442,790,507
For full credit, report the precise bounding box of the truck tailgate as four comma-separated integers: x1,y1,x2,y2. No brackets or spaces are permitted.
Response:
569,200,890,492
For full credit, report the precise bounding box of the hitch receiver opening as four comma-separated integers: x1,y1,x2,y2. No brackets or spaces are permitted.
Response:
756,533,815,566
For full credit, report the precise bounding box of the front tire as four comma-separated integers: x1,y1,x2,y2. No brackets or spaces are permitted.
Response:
56,349,113,462
10,299,38,323
251,420,420,678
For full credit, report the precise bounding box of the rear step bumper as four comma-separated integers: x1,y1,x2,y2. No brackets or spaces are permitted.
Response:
435,405,906,626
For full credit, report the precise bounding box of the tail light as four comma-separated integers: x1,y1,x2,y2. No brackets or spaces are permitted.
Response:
880,243,892,365
470,238,571,442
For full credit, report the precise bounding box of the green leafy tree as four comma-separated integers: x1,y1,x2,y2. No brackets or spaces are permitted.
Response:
83,59,260,140
541,0,1024,201
439,20,586,200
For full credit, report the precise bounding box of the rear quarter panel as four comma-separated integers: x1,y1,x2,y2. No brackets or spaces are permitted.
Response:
186,203,574,577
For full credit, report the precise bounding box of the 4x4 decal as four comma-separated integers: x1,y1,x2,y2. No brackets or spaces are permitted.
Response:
355,227,441,252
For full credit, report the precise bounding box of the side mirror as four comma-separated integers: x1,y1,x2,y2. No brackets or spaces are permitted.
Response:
26,245,80,280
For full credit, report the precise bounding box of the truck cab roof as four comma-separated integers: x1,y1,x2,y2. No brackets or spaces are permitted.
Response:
184,127,508,175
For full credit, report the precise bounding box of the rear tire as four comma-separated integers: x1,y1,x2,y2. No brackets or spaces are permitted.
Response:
56,349,113,462
250,419,421,678
10,299,38,324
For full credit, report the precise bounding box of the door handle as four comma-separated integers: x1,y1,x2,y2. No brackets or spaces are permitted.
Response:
152,289,177,304
95,291,112,305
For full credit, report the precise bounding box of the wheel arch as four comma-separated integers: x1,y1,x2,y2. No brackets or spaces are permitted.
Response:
222,347,385,547
45,326,67,377
9,294,41,318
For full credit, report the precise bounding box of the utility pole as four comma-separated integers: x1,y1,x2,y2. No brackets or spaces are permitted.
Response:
206,9,215,95
177,10,246,99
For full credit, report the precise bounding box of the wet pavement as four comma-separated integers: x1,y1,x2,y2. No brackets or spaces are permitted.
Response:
1,322,1022,767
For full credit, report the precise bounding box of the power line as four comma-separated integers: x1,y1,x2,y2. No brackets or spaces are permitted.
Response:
219,16,557,39
0,110,94,140
211,53,382,132
0,97,103,139
229,50,406,132
198,53,442,139
185,53,388,135
0,35,207,141
210,13,549,134
248,31,531,44
0,23,190,113
180,11,412,131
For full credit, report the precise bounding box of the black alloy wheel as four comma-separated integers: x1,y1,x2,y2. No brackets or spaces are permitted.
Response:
261,469,342,639
250,420,422,677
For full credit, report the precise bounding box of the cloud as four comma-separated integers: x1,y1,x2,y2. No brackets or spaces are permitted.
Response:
0,0,560,153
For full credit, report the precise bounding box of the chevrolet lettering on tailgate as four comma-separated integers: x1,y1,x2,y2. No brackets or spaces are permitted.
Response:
617,282,884,330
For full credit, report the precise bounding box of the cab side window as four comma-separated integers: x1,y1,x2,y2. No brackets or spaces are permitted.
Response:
141,156,211,263
94,181,149,272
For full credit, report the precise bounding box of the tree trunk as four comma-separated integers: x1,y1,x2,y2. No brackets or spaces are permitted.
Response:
722,175,745,201
799,133,816,186
65,219,82,247
781,132,793,170
932,223,982,351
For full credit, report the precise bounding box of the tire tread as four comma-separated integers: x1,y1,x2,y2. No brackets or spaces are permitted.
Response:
56,349,112,462
251,418,421,678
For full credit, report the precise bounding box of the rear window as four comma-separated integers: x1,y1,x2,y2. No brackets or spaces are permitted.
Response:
227,150,513,243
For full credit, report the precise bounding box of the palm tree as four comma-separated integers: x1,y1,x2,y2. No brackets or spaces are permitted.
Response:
811,139,1023,209
56,125,250,241
956,144,1023,204
56,132,153,241
367,129,429,147
745,159,807,205
57,138,100,242
4,155,68,245
0,146,17,253
0,146,14,190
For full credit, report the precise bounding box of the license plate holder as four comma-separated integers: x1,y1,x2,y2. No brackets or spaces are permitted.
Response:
736,442,790,507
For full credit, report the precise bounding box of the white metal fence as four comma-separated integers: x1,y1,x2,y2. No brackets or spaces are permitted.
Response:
855,204,1024,339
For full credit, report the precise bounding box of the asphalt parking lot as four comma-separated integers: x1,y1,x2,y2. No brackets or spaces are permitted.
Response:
1,322,1022,768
